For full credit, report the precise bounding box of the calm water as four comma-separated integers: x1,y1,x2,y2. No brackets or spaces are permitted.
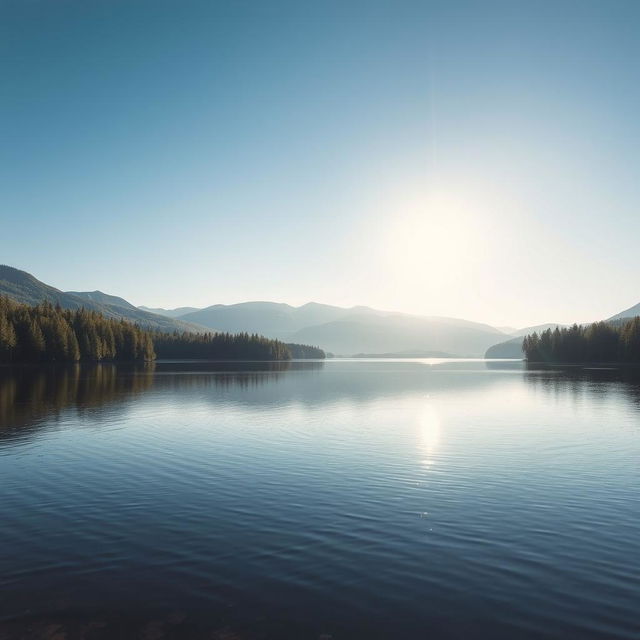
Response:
1,360,639,639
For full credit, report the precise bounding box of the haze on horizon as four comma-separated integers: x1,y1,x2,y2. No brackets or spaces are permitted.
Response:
2,0,639,328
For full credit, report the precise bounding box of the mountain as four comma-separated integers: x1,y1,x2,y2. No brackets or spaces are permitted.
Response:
178,301,359,336
0,265,83,309
290,314,505,357
496,326,518,335
608,302,640,322
139,305,200,318
508,323,566,337
485,337,524,359
0,265,203,333
69,290,139,310
177,301,507,356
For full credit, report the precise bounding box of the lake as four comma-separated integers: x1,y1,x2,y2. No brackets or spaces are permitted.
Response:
1,359,639,639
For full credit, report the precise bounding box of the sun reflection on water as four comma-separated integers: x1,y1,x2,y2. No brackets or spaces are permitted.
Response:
418,404,441,467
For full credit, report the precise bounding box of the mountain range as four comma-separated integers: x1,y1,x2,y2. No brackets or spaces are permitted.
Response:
2,264,639,358
135,301,510,356
139,305,200,318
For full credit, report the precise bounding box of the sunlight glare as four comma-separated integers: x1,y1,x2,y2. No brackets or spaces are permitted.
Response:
418,403,441,466
384,191,482,286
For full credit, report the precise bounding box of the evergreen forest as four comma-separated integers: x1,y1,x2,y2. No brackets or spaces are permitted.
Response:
154,331,298,361
522,318,640,363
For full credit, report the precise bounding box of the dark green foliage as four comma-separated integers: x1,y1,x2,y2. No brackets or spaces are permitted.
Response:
620,317,640,360
285,343,326,359
0,311,17,360
153,331,294,361
0,297,155,362
522,317,640,363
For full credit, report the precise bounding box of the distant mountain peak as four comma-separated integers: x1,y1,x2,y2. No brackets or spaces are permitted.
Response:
138,305,201,318
67,290,138,311
0,264,47,285
608,302,640,322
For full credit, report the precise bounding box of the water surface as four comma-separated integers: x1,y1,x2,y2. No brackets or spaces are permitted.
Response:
1,360,639,639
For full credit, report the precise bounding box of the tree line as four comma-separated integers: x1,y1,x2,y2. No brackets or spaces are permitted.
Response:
153,331,291,360
0,297,325,363
0,297,155,362
522,318,640,363
283,342,325,359
152,331,325,360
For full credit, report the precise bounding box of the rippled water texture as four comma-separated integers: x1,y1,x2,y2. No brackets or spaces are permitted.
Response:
1,360,639,639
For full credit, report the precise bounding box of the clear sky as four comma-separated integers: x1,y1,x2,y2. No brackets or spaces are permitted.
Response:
2,0,639,328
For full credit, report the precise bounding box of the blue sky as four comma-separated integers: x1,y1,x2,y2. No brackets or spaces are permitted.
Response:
2,0,639,327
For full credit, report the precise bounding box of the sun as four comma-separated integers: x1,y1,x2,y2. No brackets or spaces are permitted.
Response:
381,190,484,297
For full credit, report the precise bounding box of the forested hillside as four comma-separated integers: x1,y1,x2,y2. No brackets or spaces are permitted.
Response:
523,318,640,363
0,297,155,362
485,337,524,359
0,298,324,363
0,265,202,333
